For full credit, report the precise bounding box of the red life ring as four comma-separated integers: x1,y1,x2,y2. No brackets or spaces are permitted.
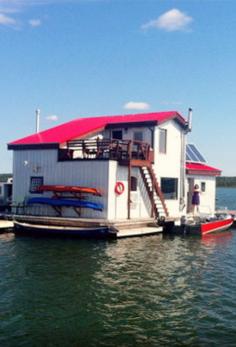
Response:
115,181,125,195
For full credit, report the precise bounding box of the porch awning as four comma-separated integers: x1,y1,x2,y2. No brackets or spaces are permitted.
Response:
186,162,221,176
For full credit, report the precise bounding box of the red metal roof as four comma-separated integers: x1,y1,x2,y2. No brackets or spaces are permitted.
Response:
186,162,221,176
9,111,186,148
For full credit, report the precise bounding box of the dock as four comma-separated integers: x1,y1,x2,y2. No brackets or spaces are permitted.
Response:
0,219,14,233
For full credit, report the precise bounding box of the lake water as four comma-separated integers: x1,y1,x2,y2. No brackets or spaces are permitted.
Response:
1,188,236,346
216,187,236,210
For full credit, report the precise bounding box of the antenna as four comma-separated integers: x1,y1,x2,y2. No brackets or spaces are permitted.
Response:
36,109,40,133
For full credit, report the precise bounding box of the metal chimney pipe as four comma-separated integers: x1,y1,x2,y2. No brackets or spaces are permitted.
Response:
36,109,40,133
188,107,193,132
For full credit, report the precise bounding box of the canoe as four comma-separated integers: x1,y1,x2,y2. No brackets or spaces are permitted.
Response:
37,185,102,196
27,197,103,211
14,221,116,239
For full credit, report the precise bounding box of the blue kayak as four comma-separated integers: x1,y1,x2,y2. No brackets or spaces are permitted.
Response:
27,197,103,211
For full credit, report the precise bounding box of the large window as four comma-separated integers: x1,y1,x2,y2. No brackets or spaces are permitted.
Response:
161,177,178,200
112,130,123,140
159,128,167,153
30,176,43,193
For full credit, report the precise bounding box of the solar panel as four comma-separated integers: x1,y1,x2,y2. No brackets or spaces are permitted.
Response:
186,151,191,161
186,144,206,163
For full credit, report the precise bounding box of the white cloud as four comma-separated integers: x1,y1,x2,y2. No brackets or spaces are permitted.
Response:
124,101,150,111
46,115,58,121
0,13,16,26
142,8,193,32
0,0,85,28
29,19,41,27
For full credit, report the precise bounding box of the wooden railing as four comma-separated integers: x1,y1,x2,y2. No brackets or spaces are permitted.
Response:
58,139,151,162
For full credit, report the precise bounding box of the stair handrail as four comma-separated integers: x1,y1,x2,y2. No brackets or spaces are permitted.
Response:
147,166,169,217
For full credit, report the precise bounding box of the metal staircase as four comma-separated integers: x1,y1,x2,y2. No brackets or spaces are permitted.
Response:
140,166,169,218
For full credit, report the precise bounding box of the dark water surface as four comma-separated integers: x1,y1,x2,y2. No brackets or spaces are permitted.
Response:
216,187,236,210
1,189,236,346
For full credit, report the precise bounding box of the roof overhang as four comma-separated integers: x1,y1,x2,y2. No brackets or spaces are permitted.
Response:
8,143,59,151
186,162,221,176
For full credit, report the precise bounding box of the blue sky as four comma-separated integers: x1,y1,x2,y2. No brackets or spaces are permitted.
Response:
1,0,236,175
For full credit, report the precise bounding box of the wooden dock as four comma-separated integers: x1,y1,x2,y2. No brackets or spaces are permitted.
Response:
0,219,14,233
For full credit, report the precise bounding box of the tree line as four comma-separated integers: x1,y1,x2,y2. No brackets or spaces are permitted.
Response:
216,177,236,187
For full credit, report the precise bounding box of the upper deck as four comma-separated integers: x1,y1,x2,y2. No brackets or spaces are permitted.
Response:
58,139,154,167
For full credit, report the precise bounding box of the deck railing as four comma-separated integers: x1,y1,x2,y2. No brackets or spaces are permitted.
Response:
58,139,151,162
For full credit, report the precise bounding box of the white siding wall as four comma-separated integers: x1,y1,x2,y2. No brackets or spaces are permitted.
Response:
12,149,151,221
154,121,183,218
12,149,110,219
107,165,151,220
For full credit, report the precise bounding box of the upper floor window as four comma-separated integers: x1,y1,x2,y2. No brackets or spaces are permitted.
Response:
159,128,167,153
112,130,123,140
133,131,143,142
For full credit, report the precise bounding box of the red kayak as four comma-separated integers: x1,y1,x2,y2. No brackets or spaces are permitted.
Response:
37,185,102,196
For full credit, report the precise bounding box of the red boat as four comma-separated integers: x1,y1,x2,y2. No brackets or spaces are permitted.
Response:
163,215,234,236
200,217,234,235
184,215,234,236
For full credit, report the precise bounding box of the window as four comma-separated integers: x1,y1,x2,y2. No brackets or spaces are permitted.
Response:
0,186,2,195
201,182,206,192
30,176,43,193
159,128,167,153
112,130,123,140
131,176,137,191
133,131,143,142
161,178,178,200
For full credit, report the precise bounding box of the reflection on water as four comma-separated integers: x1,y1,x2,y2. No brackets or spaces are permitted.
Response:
201,231,233,247
1,231,236,346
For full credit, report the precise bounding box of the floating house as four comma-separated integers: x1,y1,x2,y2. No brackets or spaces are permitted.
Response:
8,110,221,227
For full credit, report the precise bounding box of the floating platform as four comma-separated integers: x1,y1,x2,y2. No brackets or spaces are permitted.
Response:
12,215,163,239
